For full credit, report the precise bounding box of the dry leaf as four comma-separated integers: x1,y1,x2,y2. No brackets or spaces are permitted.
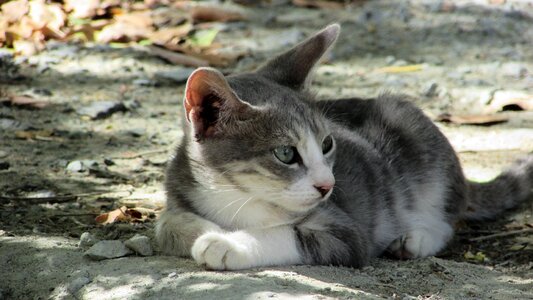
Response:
148,45,209,67
15,129,54,140
28,1,66,32
95,206,144,224
149,24,191,45
3,95,49,109
0,0,29,23
375,64,425,73
292,0,345,9
190,5,246,23
64,0,101,19
97,11,153,43
436,113,508,126
12,40,39,56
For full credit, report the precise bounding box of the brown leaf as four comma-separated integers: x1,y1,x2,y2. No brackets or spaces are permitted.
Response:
7,16,35,40
0,0,29,23
95,206,144,224
97,11,154,43
64,0,101,19
12,40,39,56
149,24,191,45
435,113,508,126
15,129,54,140
28,1,66,31
147,45,209,67
190,5,246,23
292,0,345,9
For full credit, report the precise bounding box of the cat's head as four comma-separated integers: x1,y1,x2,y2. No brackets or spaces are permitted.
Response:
183,24,340,213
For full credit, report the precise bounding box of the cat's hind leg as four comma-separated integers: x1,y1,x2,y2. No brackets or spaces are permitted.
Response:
388,181,456,259
388,217,453,259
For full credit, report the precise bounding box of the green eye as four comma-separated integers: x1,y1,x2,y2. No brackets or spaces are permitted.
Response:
274,146,297,164
322,135,334,154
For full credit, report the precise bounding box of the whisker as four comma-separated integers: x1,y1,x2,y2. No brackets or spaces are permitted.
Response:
231,197,254,223
212,198,245,217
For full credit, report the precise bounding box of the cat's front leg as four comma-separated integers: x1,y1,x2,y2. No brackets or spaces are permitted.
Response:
191,226,301,270
156,208,222,256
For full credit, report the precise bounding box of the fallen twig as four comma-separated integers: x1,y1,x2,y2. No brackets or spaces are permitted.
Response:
469,228,533,242
0,192,110,204
110,149,169,159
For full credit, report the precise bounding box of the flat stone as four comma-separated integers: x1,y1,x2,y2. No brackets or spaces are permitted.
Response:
76,101,127,120
124,234,153,256
84,240,132,261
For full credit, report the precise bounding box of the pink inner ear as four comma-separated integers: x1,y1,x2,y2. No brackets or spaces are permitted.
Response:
184,71,208,122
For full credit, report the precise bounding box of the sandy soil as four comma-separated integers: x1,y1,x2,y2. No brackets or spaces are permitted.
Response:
1,0,533,299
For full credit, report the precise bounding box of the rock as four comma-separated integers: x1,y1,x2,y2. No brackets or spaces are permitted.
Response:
501,62,528,78
133,78,156,86
123,99,141,110
66,161,85,172
422,82,439,97
0,150,8,159
103,158,115,166
154,67,195,84
124,234,153,256
79,232,99,248
0,161,9,170
76,101,127,120
127,128,146,138
0,118,30,131
68,275,91,294
84,240,132,260
385,55,396,65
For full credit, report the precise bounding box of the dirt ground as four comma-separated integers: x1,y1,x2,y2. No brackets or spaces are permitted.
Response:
1,0,533,299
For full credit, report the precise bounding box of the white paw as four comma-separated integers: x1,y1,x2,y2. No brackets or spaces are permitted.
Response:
388,227,450,259
191,232,254,270
403,229,443,258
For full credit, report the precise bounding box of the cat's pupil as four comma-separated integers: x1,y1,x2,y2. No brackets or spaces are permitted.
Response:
274,146,297,164
322,135,333,154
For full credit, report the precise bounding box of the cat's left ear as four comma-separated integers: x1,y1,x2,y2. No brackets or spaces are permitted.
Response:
256,23,340,90
184,67,252,141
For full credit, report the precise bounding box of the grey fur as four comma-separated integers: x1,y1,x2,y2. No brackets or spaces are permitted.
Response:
156,24,533,268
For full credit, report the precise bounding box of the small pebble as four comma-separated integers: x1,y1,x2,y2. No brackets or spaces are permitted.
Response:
66,161,85,172
0,161,10,170
423,82,439,97
124,234,153,256
76,101,126,120
79,232,99,248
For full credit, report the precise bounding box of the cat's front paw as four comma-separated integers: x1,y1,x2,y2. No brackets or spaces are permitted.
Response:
191,232,254,270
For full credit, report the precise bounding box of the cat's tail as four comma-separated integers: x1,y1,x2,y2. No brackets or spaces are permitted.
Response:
462,154,533,220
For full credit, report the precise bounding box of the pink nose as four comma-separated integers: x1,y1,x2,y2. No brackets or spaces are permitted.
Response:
314,184,333,197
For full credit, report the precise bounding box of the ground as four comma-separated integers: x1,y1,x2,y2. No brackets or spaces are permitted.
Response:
1,0,533,299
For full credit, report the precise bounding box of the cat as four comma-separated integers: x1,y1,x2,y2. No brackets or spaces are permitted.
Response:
155,24,533,270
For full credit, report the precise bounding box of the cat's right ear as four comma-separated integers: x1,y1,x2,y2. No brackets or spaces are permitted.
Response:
256,24,340,90
184,67,251,141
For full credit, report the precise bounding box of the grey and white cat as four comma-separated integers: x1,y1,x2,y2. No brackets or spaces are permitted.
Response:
156,24,533,270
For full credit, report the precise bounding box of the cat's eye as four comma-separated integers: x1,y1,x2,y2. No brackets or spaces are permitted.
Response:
322,135,334,154
273,146,298,164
